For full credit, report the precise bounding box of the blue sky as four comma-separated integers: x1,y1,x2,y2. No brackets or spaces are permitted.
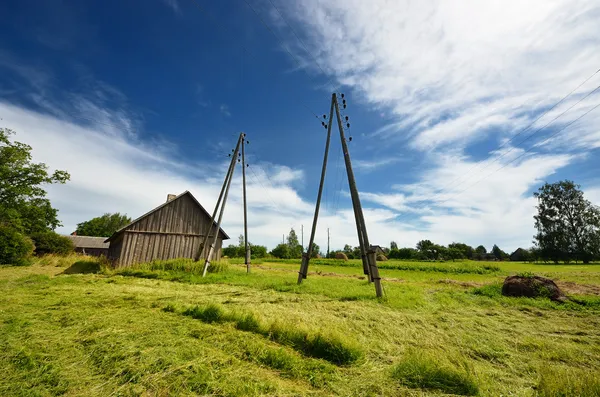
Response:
1,0,599,252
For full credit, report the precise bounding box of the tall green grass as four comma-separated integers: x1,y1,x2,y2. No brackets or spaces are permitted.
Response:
391,352,478,396
180,303,362,365
537,366,600,397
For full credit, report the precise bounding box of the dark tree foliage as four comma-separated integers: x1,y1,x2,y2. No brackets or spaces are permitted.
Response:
416,239,438,260
534,180,600,263
75,213,132,237
390,241,398,250
270,243,291,259
491,244,508,260
30,232,74,255
448,242,473,259
0,224,35,266
286,228,302,259
0,128,70,234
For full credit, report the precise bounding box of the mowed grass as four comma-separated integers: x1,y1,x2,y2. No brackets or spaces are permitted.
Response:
0,255,599,396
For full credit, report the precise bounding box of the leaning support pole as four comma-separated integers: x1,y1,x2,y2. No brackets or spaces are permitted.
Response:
242,134,251,273
194,137,239,261
201,133,242,276
333,95,383,297
298,94,335,284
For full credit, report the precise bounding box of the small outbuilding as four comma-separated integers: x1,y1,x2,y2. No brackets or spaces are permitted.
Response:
510,248,529,262
105,191,229,267
65,235,109,257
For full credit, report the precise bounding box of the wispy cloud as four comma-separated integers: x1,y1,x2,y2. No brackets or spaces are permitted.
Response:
161,0,180,14
220,104,231,117
354,157,401,172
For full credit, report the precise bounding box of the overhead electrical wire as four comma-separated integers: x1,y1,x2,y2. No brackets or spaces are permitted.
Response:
432,66,600,193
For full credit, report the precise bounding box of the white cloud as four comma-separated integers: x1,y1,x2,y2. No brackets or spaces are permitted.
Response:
220,104,231,117
279,0,600,150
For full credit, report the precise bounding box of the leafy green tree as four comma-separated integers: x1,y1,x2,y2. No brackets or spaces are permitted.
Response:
75,213,132,237
250,244,267,259
270,243,290,259
448,242,473,259
0,128,70,234
30,231,74,255
0,225,35,265
473,245,487,260
416,239,437,260
222,244,239,257
491,244,508,260
447,247,463,261
352,246,362,260
286,228,302,259
343,244,354,259
390,241,398,250
309,242,321,258
534,180,600,263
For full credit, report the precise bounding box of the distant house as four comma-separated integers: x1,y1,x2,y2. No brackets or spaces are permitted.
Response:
105,191,229,267
510,248,529,262
371,245,387,257
65,235,109,257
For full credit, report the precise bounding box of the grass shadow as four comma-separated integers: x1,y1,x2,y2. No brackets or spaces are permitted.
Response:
60,261,101,275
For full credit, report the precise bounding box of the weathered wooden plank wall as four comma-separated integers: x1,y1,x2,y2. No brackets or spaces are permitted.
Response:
111,194,226,267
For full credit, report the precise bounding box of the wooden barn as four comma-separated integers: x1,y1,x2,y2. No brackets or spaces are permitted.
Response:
65,235,109,257
105,191,229,267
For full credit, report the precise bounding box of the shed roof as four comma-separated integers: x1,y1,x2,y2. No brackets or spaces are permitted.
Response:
104,191,230,243
65,235,110,249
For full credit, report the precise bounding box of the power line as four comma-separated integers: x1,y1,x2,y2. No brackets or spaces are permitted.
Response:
429,101,600,210
240,0,334,93
433,66,600,193
265,0,338,93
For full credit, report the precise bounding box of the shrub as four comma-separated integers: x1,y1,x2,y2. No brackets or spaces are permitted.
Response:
0,225,35,266
335,252,348,261
391,352,478,396
30,232,74,255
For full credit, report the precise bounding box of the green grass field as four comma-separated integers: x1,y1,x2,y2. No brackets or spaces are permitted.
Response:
1,255,600,396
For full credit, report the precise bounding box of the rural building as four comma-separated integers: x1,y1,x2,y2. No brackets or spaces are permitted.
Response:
65,235,109,257
105,191,229,267
510,248,529,261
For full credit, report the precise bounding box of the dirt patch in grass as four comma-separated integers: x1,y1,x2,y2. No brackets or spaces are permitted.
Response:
557,281,600,296
438,279,483,288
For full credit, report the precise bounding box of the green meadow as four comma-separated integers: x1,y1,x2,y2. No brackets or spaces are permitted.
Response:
1,255,600,396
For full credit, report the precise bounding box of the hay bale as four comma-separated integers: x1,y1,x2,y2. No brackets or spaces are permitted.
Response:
502,275,566,301
335,252,348,261
376,254,388,261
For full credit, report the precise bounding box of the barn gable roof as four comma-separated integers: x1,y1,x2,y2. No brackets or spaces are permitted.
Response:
65,235,109,249
104,191,230,243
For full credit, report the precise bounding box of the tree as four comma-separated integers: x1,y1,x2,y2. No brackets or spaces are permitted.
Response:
473,245,487,260
416,239,437,260
222,245,239,258
448,242,473,259
30,231,74,255
491,244,508,260
390,241,398,250
447,247,463,261
250,244,267,259
0,128,70,234
270,243,290,259
310,243,321,258
75,213,132,237
343,244,354,259
286,228,302,259
534,180,600,264
0,224,35,266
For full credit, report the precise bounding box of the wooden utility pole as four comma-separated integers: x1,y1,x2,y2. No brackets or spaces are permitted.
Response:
334,95,382,296
298,94,335,282
242,134,250,273
298,93,383,297
327,228,330,258
194,136,240,262
200,133,243,276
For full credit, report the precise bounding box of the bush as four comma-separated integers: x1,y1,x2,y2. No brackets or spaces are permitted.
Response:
30,232,74,255
0,225,35,266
